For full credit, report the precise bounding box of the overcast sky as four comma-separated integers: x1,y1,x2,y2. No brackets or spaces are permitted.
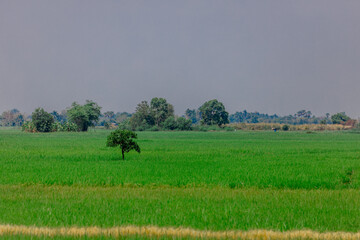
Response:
1,0,360,117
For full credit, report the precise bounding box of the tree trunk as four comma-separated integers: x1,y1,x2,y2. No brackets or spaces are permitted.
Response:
122,149,125,160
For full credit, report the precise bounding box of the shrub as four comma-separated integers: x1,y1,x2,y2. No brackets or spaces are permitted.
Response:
22,121,37,132
148,126,161,131
32,108,54,132
282,125,289,131
176,117,192,131
224,126,235,131
163,117,177,130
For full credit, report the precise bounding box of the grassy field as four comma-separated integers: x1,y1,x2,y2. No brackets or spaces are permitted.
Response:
0,129,360,239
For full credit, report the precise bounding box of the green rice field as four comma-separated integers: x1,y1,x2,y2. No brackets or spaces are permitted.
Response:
1,128,360,238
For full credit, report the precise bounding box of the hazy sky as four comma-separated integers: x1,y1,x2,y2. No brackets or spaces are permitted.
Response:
1,1,360,117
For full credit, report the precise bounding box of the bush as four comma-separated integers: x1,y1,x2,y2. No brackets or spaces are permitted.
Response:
163,117,177,130
176,117,192,131
192,125,208,132
224,126,235,131
22,121,36,132
148,126,161,131
56,122,78,132
282,124,289,131
32,108,54,132
118,120,132,131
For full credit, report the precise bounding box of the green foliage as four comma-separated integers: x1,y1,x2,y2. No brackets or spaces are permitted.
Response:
130,101,155,130
21,121,36,132
185,109,199,124
1,109,24,126
67,100,101,131
130,98,175,130
148,126,161,131
150,97,174,126
331,112,350,124
31,108,54,132
106,129,141,160
163,117,177,130
51,122,78,132
118,119,132,131
282,124,289,131
224,126,235,131
229,109,323,125
176,117,192,130
199,99,229,126
161,117,192,131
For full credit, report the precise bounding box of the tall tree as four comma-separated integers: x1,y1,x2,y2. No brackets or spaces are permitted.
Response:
130,98,174,129
130,101,154,129
150,97,174,126
67,100,101,131
185,109,199,124
199,99,229,126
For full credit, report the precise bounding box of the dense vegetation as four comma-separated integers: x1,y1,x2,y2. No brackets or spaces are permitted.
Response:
1,98,357,132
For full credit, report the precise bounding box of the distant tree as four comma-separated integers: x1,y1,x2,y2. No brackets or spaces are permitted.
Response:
1,109,24,126
32,108,54,132
115,112,132,123
104,122,111,129
331,112,350,124
176,117,192,130
67,100,101,131
106,129,141,160
130,101,154,130
199,99,229,126
130,98,174,130
103,111,115,120
185,109,199,124
150,97,174,126
163,117,177,130
51,111,67,123
295,110,312,119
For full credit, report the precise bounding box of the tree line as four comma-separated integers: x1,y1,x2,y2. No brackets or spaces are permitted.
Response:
0,97,356,132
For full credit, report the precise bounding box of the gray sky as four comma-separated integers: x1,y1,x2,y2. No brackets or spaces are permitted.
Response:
1,0,360,117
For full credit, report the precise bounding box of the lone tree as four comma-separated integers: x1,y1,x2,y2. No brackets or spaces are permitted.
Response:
32,108,54,132
67,100,101,131
199,99,229,126
106,129,141,160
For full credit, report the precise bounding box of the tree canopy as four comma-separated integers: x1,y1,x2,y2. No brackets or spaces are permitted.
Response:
130,98,175,130
199,99,229,126
331,112,350,124
67,100,101,131
31,108,54,132
106,129,141,160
